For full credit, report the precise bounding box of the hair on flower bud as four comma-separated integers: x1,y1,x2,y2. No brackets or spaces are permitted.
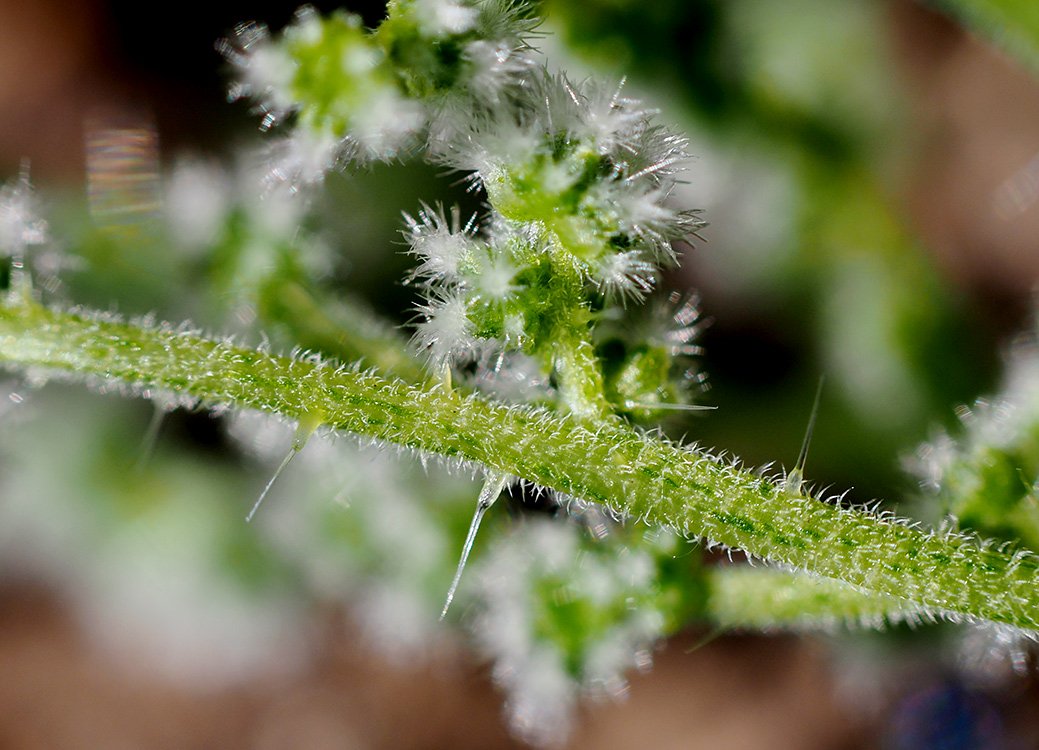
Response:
218,21,295,128
221,6,427,182
410,0,479,37
558,77,651,156
594,250,657,303
0,168,48,260
471,247,518,300
403,203,479,284
461,39,534,104
412,291,477,371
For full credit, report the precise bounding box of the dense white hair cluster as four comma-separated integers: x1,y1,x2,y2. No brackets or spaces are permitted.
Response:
908,338,1039,549
0,170,47,260
470,518,677,746
220,1,537,181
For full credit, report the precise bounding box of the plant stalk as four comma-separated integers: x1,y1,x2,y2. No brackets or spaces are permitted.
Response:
2,299,1038,630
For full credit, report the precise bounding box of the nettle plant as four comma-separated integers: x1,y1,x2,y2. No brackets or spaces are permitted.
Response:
3,0,1039,744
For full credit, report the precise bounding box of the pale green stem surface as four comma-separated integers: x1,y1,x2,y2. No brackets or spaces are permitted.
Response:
2,300,1039,630
705,567,923,631
551,328,612,421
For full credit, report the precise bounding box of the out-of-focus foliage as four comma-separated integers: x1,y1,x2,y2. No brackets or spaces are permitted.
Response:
934,0,1039,70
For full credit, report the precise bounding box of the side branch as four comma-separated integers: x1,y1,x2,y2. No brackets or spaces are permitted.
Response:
1,300,1037,630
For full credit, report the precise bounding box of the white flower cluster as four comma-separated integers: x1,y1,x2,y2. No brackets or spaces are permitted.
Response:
220,1,537,182
404,204,531,372
228,410,478,657
216,4,707,742
470,517,678,746
909,340,1039,526
0,395,307,687
223,414,692,748
0,168,74,298
436,73,700,300
0,170,48,260
402,70,706,413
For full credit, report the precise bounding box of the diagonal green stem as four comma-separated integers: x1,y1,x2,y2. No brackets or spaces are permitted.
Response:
1,299,1038,630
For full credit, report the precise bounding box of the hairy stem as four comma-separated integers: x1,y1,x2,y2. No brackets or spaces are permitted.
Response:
551,327,611,421
2,299,1038,629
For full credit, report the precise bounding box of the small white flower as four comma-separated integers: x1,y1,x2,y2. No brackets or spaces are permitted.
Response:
404,203,478,283
340,42,379,76
263,129,341,186
566,78,650,155
412,0,478,37
287,5,324,46
164,159,231,252
413,292,476,369
594,250,657,302
472,250,517,300
219,22,296,127
0,171,47,259
505,647,578,746
349,88,426,160
462,39,533,104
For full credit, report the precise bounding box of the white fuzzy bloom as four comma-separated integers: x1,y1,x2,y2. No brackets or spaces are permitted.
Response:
439,117,541,177
263,129,342,186
594,250,657,301
288,4,324,45
164,159,231,251
244,43,297,118
566,79,649,156
411,0,478,36
219,22,296,127
0,171,47,258
355,584,442,659
349,89,426,160
472,250,517,300
616,186,679,232
413,292,476,369
462,39,533,104
470,518,670,745
503,647,578,747
404,204,477,282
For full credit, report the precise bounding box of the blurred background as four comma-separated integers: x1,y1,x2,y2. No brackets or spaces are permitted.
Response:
3,0,1039,747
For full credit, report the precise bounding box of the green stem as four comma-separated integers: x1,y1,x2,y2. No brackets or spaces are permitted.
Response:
2,299,1038,629
545,247,612,421
704,566,924,631
551,327,611,421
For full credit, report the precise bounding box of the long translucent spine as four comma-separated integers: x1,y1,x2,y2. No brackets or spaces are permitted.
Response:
245,412,323,522
784,377,825,496
440,471,510,620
